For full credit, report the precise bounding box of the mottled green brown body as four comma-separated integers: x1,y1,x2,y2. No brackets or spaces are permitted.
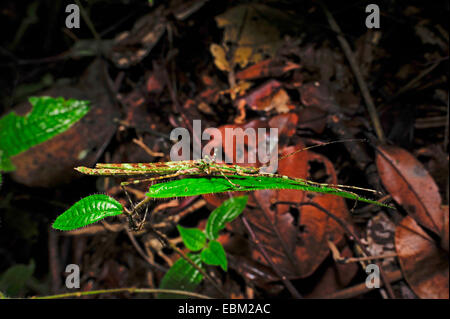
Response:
76,160,260,176
75,159,379,194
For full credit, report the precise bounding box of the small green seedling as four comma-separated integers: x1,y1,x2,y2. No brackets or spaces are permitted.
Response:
158,196,248,298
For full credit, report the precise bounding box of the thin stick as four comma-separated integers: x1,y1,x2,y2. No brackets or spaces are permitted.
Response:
31,287,212,299
240,215,303,299
321,3,385,143
74,0,101,42
322,270,403,299
125,228,167,273
278,138,367,161
133,137,164,158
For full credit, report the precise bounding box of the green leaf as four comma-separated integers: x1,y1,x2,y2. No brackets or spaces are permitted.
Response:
205,195,248,240
158,254,203,299
177,225,207,252
201,240,227,271
52,194,123,231
0,150,14,172
0,96,90,172
146,176,393,208
0,260,35,297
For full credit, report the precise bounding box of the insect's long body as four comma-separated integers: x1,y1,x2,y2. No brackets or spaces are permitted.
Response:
76,158,379,194
76,160,260,176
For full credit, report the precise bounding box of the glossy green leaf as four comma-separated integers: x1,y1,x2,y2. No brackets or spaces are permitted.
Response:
0,260,35,297
205,195,248,240
177,225,207,252
158,254,203,299
52,194,123,231
0,96,90,172
201,241,227,271
146,176,393,208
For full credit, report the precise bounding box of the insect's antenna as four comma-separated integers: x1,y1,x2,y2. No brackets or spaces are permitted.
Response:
279,138,368,161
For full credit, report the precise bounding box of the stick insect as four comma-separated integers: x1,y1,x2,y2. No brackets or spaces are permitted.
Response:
75,139,385,230
76,139,378,193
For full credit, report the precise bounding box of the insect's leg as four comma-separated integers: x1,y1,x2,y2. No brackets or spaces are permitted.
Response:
120,172,184,186
137,204,149,231
121,185,142,231
218,170,241,188
121,185,136,212
234,165,259,177
308,181,382,195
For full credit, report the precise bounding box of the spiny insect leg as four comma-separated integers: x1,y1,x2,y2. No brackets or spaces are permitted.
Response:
137,205,149,231
120,171,184,186
121,185,136,213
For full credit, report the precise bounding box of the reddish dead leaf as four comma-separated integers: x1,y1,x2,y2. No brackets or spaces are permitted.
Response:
201,122,270,208
202,116,299,207
376,145,444,235
395,216,449,299
238,80,294,113
246,146,352,279
235,58,300,80
268,113,299,138
199,88,220,104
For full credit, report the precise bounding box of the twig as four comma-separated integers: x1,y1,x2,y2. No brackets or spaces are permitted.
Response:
48,229,61,294
321,3,385,143
126,228,167,273
322,270,403,299
61,223,124,236
391,60,441,100
240,215,303,299
31,287,212,299
328,241,397,263
74,0,101,42
133,137,165,158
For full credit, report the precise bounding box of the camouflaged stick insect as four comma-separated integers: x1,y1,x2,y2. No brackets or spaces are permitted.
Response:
75,138,381,195
74,139,390,230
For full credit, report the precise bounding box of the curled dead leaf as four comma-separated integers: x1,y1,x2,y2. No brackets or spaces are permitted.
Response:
395,216,449,299
376,145,444,235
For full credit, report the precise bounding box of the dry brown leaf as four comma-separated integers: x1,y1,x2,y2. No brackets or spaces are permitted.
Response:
214,4,286,69
395,216,449,299
376,145,444,235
